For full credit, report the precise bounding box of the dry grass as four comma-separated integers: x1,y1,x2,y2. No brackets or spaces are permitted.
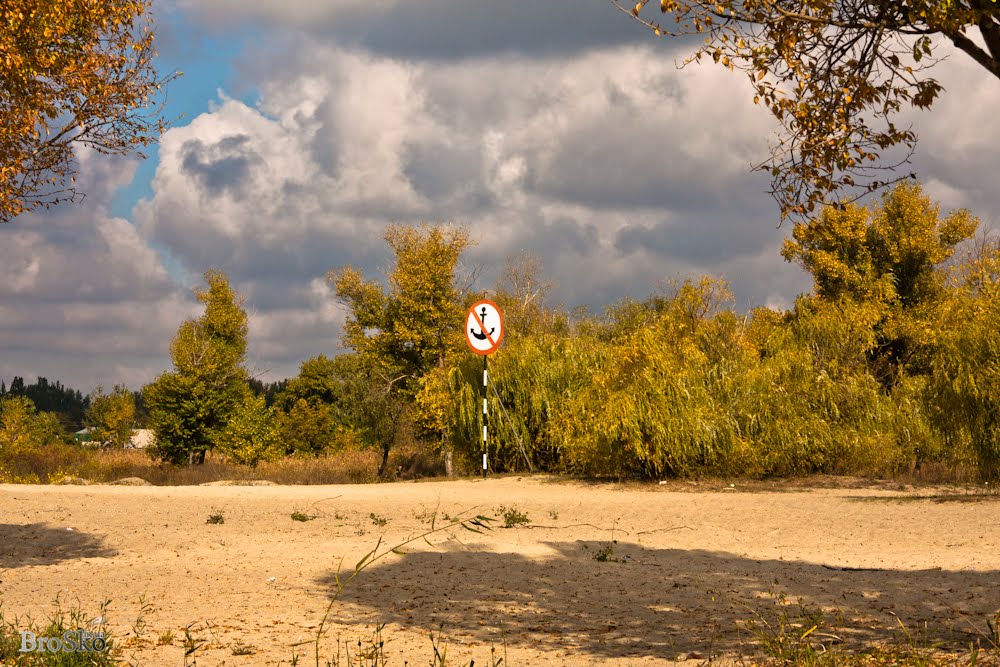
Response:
0,443,445,486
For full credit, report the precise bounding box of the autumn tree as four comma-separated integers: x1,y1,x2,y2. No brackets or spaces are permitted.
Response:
328,224,473,475
0,396,67,452
493,252,558,339
619,0,1000,220
144,270,249,465
782,182,978,384
86,384,136,448
330,224,473,386
0,0,179,223
0,396,43,451
926,236,1000,481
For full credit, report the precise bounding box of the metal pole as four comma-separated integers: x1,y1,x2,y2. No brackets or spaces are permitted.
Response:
482,354,488,479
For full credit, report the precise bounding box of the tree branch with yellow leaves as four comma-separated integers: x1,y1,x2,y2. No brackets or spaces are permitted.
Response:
613,0,1000,222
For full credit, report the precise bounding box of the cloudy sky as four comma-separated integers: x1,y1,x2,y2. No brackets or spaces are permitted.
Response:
2,1,998,393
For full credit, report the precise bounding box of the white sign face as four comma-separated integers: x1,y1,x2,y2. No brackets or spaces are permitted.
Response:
465,299,504,355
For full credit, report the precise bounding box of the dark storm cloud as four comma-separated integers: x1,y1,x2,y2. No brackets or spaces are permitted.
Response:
524,216,602,258
531,84,762,212
180,134,261,197
615,192,776,264
185,0,652,61
334,1,650,60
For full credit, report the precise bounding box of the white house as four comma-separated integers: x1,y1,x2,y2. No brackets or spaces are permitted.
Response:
128,429,155,449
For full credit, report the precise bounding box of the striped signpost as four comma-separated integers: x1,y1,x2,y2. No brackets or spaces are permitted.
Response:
465,299,504,478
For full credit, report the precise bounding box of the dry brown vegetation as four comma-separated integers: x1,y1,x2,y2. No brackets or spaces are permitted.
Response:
0,444,444,486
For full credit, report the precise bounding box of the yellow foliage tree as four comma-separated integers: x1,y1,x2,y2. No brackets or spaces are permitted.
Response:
618,0,1000,220
328,224,472,475
216,393,282,468
0,0,178,223
782,182,978,385
330,224,472,387
86,384,136,448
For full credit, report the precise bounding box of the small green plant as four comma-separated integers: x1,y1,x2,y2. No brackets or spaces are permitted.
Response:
496,505,530,528
157,629,175,646
547,509,559,520
183,622,205,667
206,510,224,524
231,638,256,655
369,512,388,527
413,507,436,524
592,543,618,562
352,623,387,666
130,593,153,643
291,510,316,522
0,597,118,666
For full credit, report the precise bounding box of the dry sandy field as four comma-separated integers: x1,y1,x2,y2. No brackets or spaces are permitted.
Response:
1,476,998,666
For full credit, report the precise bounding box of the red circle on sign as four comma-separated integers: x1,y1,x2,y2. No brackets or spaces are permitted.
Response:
465,299,504,355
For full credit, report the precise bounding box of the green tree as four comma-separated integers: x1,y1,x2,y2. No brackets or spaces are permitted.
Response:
86,384,136,448
144,270,249,465
1,0,179,223
275,355,341,410
276,398,344,456
333,353,407,476
619,0,1000,220
216,393,281,467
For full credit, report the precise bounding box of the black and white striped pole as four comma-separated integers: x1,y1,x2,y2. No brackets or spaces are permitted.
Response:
465,299,505,479
482,354,488,479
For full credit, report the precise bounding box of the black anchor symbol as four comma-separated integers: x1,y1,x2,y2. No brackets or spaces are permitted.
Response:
470,306,495,341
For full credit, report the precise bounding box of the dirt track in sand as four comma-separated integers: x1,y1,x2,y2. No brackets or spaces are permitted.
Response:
1,476,998,666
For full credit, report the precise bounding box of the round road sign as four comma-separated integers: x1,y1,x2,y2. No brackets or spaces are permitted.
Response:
465,300,504,355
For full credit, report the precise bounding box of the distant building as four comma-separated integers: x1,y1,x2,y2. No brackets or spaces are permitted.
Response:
74,427,96,443
128,429,155,449
74,427,154,448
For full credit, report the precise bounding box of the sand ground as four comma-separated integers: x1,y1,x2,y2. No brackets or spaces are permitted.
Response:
1,476,998,666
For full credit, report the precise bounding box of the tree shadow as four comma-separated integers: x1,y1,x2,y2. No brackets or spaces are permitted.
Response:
0,523,116,568
318,540,1000,660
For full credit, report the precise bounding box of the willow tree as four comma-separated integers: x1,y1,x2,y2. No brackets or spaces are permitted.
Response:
1,0,178,223
144,271,249,465
548,277,737,479
618,0,1000,220
927,237,1000,481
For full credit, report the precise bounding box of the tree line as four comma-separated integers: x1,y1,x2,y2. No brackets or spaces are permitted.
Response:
2,182,999,482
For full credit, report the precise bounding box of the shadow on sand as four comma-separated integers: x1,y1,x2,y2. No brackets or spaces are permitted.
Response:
318,540,1000,660
0,523,116,568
